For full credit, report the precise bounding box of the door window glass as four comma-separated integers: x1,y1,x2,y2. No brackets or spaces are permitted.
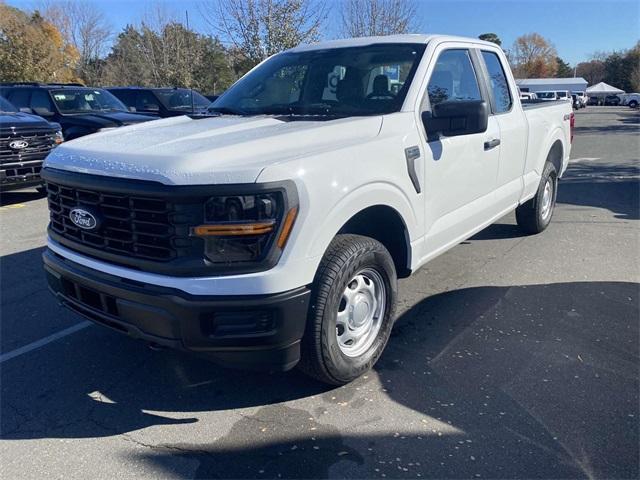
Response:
30,90,55,113
427,49,481,106
136,91,160,111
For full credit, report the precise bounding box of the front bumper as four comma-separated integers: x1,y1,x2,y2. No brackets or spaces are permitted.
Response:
43,249,311,371
0,169,43,191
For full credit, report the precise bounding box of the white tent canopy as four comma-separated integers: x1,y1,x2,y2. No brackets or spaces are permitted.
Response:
586,82,624,95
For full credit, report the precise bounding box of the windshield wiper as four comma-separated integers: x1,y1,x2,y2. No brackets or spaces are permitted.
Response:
207,106,248,116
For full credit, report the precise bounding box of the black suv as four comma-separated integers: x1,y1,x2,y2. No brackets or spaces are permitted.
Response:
604,95,621,106
107,87,211,117
0,96,62,191
0,83,157,140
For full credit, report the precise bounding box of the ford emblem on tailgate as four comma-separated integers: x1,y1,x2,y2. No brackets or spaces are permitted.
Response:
69,208,98,230
9,140,29,149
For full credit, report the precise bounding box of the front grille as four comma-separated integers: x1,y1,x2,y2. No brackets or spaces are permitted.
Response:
0,131,56,167
0,130,56,182
46,182,193,261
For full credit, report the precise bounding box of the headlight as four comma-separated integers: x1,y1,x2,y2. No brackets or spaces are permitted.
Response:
54,130,64,144
191,189,298,267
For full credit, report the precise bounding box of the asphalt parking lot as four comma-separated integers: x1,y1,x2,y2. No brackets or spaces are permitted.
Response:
1,106,638,479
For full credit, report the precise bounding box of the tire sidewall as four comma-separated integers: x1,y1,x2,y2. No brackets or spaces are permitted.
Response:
320,246,397,383
536,162,558,230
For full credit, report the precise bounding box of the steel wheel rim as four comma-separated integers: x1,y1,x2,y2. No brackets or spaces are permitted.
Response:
540,178,553,221
336,268,386,357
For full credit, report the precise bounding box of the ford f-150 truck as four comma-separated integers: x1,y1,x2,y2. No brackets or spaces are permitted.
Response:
41,35,574,385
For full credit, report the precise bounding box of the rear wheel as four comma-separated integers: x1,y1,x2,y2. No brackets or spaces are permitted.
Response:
516,161,557,234
298,234,397,385
629,100,638,108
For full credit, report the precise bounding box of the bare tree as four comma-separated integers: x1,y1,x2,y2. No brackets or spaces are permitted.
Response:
198,0,326,66
39,1,112,83
339,0,420,38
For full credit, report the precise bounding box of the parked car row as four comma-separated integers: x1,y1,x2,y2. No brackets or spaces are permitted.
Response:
518,88,639,110
0,82,218,191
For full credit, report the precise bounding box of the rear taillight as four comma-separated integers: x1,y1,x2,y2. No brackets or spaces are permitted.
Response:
570,112,575,143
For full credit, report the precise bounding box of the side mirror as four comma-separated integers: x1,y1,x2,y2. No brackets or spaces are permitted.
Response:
19,107,34,114
128,106,137,112
422,100,488,138
32,107,54,117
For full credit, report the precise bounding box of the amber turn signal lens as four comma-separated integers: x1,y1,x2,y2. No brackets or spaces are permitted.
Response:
193,221,275,237
277,206,298,249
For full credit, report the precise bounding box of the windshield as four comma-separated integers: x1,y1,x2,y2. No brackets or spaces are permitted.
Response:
154,89,210,111
51,88,127,114
212,43,426,117
0,96,18,113
537,92,555,99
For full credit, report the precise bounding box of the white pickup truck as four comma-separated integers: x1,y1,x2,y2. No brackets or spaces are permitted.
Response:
42,35,574,385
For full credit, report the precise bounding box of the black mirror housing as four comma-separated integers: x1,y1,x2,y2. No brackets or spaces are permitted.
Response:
422,100,488,138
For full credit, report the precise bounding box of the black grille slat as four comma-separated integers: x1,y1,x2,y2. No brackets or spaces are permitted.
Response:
46,181,188,262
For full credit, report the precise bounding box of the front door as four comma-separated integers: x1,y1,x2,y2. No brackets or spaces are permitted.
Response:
418,47,501,258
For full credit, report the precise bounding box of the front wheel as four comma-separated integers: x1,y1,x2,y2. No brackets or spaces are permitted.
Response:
516,161,557,234
298,234,397,385
629,101,638,108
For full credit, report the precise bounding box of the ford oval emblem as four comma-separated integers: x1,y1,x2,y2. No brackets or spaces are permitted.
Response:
9,140,29,150
69,208,98,230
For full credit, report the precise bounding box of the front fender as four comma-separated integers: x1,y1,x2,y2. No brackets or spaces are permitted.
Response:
308,182,418,259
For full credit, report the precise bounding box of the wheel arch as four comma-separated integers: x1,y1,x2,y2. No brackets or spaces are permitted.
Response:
307,184,418,279
547,139,564,177
337,205,412,278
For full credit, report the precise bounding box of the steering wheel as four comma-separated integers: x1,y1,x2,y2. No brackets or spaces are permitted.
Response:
366,92,396,100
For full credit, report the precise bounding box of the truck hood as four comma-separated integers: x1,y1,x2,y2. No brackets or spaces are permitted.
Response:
44,114,383,185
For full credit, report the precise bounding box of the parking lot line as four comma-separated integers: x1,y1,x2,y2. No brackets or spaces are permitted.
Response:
0,321,92,364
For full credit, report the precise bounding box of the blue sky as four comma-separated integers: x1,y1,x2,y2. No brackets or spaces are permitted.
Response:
8,0,640,65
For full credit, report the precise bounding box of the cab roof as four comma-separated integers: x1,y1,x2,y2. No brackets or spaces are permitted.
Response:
286,34,498,53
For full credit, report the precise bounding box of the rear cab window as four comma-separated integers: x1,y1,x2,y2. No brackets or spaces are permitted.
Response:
480,51,512,113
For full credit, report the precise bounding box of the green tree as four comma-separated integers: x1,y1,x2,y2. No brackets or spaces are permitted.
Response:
555,56,573,77
479,33,501,46
603,42,640,91
101,22,235,94
0,5,79,83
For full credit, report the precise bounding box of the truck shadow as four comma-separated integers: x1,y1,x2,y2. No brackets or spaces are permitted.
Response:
1,241,638,479
558,161,639,220
123,280,640,479
0,188,46,206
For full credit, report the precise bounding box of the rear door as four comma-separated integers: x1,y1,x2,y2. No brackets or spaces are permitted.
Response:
418,46,501,256
478,49,528,207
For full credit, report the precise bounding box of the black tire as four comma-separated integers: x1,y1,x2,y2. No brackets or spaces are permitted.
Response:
298,234,397,385
629,101,638,108
516,161,557,234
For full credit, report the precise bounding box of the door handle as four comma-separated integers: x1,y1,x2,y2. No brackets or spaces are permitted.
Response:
484,138,500,150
